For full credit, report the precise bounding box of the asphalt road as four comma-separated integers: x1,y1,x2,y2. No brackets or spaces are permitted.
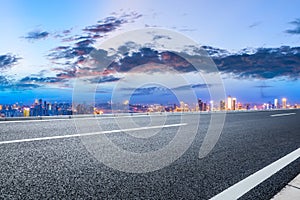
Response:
0,110,299,199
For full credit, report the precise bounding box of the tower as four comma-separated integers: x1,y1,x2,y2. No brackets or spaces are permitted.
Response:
227,96,232,110
282,98,287,109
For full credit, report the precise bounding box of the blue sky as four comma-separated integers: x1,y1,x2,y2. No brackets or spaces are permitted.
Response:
0,0,300,105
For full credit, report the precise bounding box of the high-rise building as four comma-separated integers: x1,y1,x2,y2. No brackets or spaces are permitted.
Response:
210,100,214,111
282,98,287,109
232,98,237,110
23,108,30,117
274,99,278,109
198,99,203,111
237,102,242,110
227,96,232,110
220,100,225,111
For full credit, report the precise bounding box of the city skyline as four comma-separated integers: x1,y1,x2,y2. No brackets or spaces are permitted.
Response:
1,95,298,118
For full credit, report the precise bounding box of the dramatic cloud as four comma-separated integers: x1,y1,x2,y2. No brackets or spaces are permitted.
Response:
173,83,209,91
285,18,300,34
0,76,40,90
0,54,21,69
213,46,300,79
0,76,10,87
122,86,171,96
19,76,64,84
24,30,49,40
83,12,142,34
87,75,121,84
48,12,142,73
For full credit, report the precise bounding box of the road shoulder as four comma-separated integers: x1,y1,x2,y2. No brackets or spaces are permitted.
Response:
272,174,300,199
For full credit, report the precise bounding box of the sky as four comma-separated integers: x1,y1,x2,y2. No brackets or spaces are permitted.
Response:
0,0,300,106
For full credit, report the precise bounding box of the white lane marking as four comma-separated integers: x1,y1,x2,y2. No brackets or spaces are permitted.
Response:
0,114,163,124
0,123,187,145
210,148,300,200
270,113,296,117
0,118,75,124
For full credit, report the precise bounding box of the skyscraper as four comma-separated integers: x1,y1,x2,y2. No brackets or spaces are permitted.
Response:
210,100,214,111
220,100,225,111
274,98,278,109
227,96,232,110
282,98,287,109
232,98,237,110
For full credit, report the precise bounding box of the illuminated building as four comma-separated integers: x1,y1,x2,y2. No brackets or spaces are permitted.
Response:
0,105,2,111
227,96,232,110
282,98,287,109
198,99,206,111
232,98,237,110
237,102,242,110
23,108,30,117
210,100,214,111
220,100,225,111
274,99,278,109
245,104,250,110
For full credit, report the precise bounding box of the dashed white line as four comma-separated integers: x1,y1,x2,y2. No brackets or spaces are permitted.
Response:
0,123,187,145
210,148,300,200
270,113,296,117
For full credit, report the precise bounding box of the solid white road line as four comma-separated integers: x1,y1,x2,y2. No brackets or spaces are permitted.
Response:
270,113,296,117
0,114,160,124
0,123,187,145
210,148,300,200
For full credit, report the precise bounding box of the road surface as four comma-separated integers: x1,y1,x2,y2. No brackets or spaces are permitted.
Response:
0,110,299,199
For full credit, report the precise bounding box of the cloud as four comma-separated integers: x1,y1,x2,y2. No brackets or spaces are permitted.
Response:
19,76,64,84
83,12,142,34
285,18,300,34
213,46,300,79
0,76,10,86
254,85,273,88
173,83,209,91
48,12,142,70
0,76,40,90
0,54,21,69
248,21,261,28
48,45,95,60
87,75,121,84
24,30,49,40
123,86,171,96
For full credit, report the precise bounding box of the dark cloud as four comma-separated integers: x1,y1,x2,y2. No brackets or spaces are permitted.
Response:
87,75,121,84
0,54,21,69
173,84,209,91
55,67,77,79
152,35,171,41
19,76,64,83
285,18,300,34
0,76,40,90
24,30,49,40
48,11,142,80
0,76,10,86
248,21,261,28
110,45,300,80
108,47,197,73
254,85,273,88
48,45,95,60
213,46,300,79
126,86,171,96
114,48,160,72
83,12,142,34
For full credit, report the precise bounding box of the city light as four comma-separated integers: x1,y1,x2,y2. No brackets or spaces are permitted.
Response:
0,96,298,118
